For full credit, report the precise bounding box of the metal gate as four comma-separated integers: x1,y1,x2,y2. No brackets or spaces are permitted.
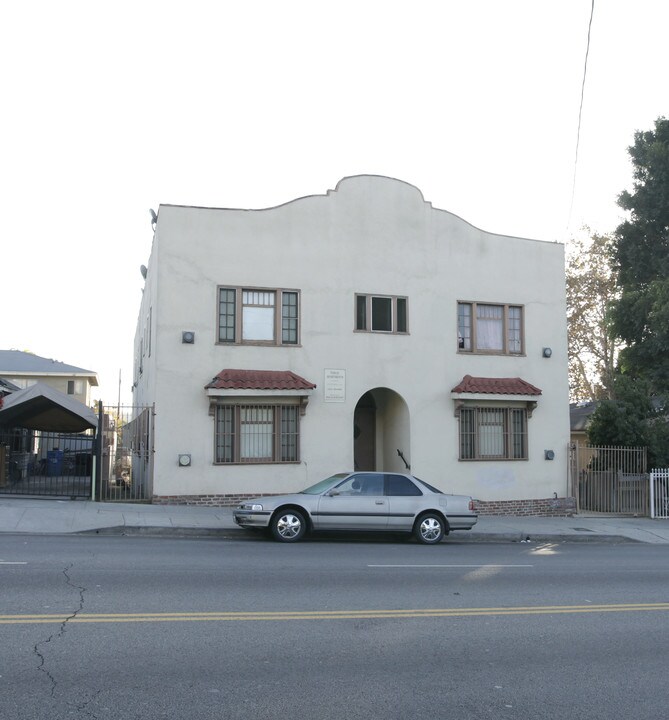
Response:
0,428,94,498
98,404,154,502
570,444,649,515
650,469,669,519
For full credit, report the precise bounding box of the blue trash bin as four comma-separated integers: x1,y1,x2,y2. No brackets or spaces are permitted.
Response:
47,450,64,476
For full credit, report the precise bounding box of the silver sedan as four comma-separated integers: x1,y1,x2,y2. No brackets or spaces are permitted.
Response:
233,471,478,543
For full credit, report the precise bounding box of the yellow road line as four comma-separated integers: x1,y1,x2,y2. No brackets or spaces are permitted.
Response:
1,603,669,624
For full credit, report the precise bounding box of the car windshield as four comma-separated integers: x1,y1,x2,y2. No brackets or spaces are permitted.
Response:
300,473,350,495
412,476,443,494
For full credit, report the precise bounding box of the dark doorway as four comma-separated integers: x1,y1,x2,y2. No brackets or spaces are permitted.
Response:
354,392,376,471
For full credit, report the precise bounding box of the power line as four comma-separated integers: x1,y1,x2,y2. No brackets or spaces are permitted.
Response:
568,0,595,233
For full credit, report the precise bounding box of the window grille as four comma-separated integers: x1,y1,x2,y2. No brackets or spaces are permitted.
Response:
459,407,528,460
215,403,300,464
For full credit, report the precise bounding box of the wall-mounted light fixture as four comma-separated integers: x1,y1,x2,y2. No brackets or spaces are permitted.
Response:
542,347,552,358
182,331,195,344
178,454,192,467
545,450,555,460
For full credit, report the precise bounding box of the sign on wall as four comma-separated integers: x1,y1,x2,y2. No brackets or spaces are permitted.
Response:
324,369,346,403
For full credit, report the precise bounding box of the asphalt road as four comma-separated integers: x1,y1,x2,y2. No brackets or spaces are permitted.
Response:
2,534,669,719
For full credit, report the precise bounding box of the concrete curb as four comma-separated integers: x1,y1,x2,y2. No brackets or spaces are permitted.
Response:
71,526,640,543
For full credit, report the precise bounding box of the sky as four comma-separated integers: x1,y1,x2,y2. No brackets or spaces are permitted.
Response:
2,0,667,405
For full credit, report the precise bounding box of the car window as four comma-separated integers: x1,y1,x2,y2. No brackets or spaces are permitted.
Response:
411,476,443,494
386,474,422,496
301,474,350,494
332,476,364,495
343,473,384,496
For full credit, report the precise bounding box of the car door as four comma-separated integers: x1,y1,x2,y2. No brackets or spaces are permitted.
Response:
314,473,389,530
385,473,425,531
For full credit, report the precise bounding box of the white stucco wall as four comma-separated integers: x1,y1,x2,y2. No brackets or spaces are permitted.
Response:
134,175,570,502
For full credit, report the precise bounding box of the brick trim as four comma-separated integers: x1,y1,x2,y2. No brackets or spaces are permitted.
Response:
475,497,576,517
152,494,271,507
152,494,577,517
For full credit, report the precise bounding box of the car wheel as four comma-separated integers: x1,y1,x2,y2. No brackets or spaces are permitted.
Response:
414,513,445,544
270,508,307,542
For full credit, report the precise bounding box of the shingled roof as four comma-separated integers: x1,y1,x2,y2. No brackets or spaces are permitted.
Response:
0,350,98,385
451,375,542,396
205,369,316,391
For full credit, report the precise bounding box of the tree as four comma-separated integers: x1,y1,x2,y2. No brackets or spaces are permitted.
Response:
587,117,669,460
586,375,669,468
609,116,669,392
566,231,620,401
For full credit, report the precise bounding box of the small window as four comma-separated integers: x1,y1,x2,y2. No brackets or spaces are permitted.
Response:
371,297,392,331
396,298,408,333
67,380,83,395
219,288,236,343
355,294,409,334
218,287,300,346
457,302,523,355
242,290,275,342
356,295,367,331
281,292,299,345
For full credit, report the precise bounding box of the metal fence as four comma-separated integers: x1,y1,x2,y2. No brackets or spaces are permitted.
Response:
650,469,669,519
98,404,154,502
0,428,94,498
570,444,648,515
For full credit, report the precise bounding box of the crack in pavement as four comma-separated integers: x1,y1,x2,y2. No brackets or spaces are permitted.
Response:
33,563,87,701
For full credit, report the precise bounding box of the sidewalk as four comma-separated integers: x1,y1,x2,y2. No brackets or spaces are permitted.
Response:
1,497,669,544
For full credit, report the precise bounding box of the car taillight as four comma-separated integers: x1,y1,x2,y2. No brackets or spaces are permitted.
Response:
469,500,476,511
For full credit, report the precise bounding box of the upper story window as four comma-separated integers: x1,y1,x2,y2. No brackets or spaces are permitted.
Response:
355,294,408,334
67,380,84,395
458,302,523,354
218,287,300,346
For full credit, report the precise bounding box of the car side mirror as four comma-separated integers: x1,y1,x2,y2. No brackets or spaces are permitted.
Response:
327,490,340,497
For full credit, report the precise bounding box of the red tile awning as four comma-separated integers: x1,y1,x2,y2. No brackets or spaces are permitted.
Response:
205,369,316,391
451,375,542,396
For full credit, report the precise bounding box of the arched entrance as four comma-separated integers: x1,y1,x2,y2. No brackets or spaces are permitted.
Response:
353,388,410,472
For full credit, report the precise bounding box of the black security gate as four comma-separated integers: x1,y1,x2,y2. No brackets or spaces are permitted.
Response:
0,404,154,502
0,427,94,498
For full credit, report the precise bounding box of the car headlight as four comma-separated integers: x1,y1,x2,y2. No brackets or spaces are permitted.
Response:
242,503,263,511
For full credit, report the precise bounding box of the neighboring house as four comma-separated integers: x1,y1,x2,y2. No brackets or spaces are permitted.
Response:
570,401,598,446
133,175,570,513
0,350,98,407
0,377,20,400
